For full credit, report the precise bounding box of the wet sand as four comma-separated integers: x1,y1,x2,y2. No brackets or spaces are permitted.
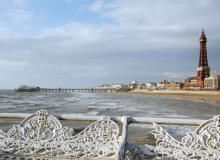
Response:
129,89,220,104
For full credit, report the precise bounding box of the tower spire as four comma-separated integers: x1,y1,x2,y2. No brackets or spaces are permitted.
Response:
197,29,210,80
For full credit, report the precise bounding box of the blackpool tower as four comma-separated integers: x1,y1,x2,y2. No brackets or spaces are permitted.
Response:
197,29,210,80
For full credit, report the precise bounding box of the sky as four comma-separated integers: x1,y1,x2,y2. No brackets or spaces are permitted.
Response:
0,0,220,89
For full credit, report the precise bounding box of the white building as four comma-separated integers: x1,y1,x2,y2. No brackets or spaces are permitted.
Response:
145,82,157,88
157,80,172,90
204,72,220,90
129,81,138,89
111,84,123,89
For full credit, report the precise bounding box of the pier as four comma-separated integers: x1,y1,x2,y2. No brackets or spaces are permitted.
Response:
39,88,119,93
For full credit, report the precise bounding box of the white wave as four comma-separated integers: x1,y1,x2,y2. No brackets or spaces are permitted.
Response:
63,97,80,101
96,102,119,109
121,107,141,112
0,105,16,109
84,111,100,116
34,95,46,98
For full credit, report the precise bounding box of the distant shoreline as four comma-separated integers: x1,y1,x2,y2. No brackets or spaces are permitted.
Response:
127,89,220,104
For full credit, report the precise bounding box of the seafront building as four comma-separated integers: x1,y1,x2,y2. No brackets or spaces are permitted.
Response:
94,84,122,89
128,81,138,89
156,80,183,90
157,80,169,89
204,72,220,90
94,84,130,91
164,82,183,90
143,82,157,89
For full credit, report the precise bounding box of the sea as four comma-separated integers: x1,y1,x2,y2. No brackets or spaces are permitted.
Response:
0,90,219,119
0,90,220,145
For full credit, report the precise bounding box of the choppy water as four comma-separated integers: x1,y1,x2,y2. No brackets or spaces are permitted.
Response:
0,90,219,119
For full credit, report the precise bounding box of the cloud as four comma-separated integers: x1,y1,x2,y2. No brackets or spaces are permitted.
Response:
39,22,197,52
0,18,219,88
0,25,11,36
7,9,33,22
0,59,29,67
0,0,27,6
89,0,105,13
13,0,26,6
89,0,220,27
0,0,220,88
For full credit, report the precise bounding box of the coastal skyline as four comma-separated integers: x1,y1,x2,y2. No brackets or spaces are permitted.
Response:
0,0,220,89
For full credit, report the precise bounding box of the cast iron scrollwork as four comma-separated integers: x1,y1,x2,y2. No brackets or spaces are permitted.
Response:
0,110,120,159
149,115,220,160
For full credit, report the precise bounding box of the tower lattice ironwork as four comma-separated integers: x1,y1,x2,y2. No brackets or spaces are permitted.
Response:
197,29,210,80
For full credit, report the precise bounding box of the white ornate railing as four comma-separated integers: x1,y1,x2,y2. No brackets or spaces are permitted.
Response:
0,110,219,160
148,115,220,160
0,110,127,160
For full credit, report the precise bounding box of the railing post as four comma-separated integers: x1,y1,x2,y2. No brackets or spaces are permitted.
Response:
116,116,129,160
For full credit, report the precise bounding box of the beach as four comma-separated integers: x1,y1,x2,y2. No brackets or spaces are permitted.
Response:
129,89,220,104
